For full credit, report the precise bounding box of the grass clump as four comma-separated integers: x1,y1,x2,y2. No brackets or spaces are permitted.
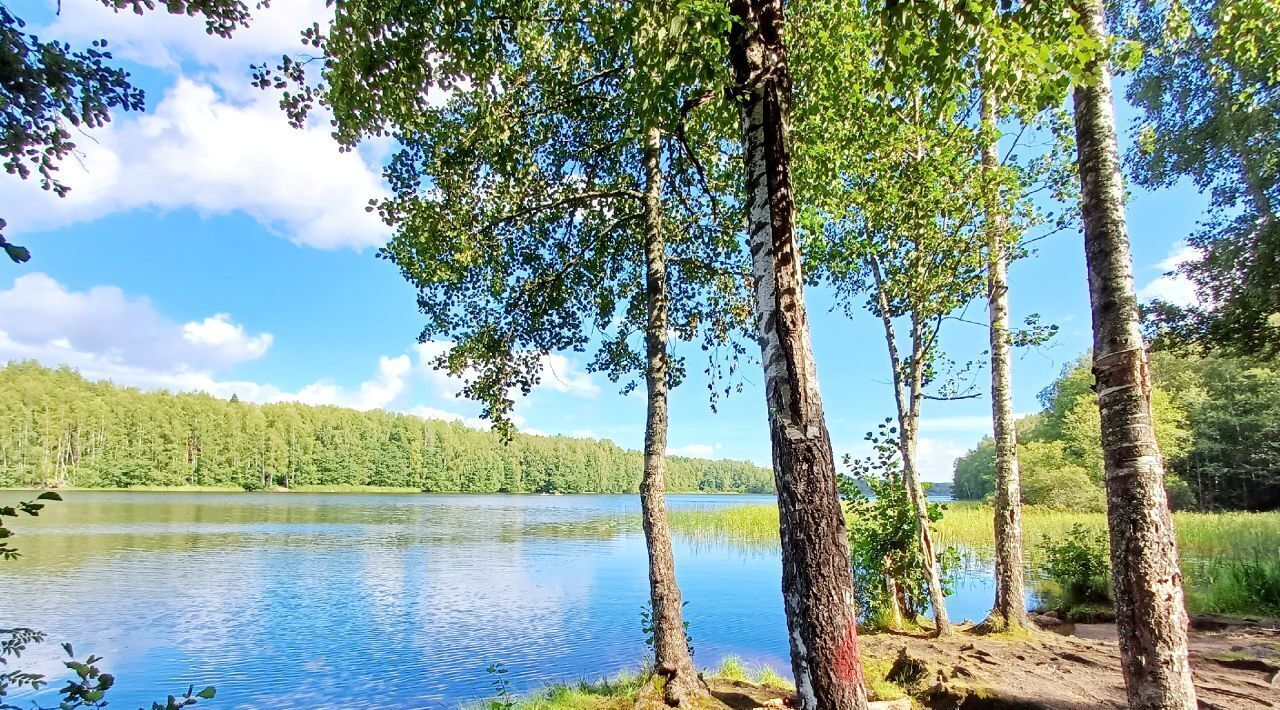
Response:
476,671,643,710
752,665,792,690
711,656,749,682
1186,555,1280,617
862,656,909,702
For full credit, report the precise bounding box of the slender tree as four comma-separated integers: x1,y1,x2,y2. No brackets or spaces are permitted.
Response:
1071,0,1197,705
727,2,869,707
255,4,749,703
977,93,1029,628
638,125,705,702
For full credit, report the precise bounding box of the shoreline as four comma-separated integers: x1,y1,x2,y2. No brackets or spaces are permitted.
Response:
0,486,779,495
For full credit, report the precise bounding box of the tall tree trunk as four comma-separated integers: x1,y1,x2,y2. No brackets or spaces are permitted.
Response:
870,266,951,636
640,126,706,706
728,2,869,708
903,315,951,636
978,91,1029,632
1071,0,1197,706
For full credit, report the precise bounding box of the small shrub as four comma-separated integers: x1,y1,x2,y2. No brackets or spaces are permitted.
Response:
841,420,955,628
1039,524,1111,608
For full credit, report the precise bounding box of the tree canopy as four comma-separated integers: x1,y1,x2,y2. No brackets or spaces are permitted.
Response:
0,361,774,494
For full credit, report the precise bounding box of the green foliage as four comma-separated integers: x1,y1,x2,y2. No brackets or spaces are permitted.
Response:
252,0,750,435
842,422,954,627
1186,555,1280,617
1017,441,1104,511
1149,350,1280,510
486,663,515,710
1127,0,1280,357
0,362,772,494
1038,524,1111,608
953,353,1200,509
639,604,693,660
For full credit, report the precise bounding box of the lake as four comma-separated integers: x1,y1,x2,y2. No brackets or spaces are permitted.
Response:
0,491,986,709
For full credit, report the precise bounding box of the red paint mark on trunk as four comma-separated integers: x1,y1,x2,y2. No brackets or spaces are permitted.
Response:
835,619,865,684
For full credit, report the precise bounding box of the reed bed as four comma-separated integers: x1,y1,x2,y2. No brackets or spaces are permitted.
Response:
667,501,1280,616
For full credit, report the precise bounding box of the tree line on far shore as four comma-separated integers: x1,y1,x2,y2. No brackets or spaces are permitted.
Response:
0,362,774,495
954,350,1280,512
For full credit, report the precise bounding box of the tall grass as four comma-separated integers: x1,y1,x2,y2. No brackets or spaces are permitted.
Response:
667,502,1280,617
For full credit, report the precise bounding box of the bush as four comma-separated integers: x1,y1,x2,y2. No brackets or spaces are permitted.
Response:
1039,524,1111,608
842,421,955,628
1018,441,1106,511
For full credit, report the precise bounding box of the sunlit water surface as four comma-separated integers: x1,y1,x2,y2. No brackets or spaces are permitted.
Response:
0,492,989,709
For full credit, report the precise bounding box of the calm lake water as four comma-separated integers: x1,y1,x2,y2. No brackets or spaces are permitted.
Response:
0,492,988,709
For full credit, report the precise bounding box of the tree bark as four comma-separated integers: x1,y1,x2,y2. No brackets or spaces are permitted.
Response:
1071,0,1197,706
640,125,707,706
870,266,951,636
728,2,869,708
902,314,951,636
978,91,1030,632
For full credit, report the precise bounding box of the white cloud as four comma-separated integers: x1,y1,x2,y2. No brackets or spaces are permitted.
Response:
0,273,271,373
45,0,329,81
183,314,273,362
412,342,600,400
539,353,600,397
668,443,723,458
916,437,969,483
1139,243,1200,307
2,78,389,250
293,355,412,411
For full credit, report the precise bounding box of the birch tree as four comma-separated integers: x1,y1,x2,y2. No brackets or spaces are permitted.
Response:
1070,0,1197,704
966,0,1077,633
795,1,994,638
256,3,745,703
726,1,870,706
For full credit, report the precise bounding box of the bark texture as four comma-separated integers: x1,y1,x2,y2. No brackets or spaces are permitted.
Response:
979,92,1029,632
640,127,706,706
1071,0,1197,706
728,2,869,708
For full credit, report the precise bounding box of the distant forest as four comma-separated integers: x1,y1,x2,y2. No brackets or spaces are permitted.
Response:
0,362,775,494
953,350,1280,511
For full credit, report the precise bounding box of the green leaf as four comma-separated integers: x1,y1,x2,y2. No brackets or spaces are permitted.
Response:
3,243,31,263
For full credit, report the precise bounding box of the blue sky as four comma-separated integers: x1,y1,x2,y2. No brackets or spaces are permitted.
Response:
0,0,1206,480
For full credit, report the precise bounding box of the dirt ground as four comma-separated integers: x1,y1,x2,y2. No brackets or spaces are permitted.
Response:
629,618,1278,709
858,618,1280,709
